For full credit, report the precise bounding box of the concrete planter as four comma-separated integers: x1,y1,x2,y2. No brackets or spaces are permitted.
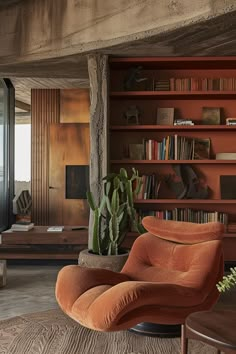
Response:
0,260,7,287
78,249,129,272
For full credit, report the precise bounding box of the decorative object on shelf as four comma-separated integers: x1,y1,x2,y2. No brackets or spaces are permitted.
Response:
156,107,174,125
202,107,221,125
166,165,187,199
15,190,32,215
123,66,148,91
124,105,140,125
129,143,144,160
87,168,145,256
193,138,211,159
166,165,209,199
220,175,236,199
226,117,236,125
174,119,194,126
181,165,209,199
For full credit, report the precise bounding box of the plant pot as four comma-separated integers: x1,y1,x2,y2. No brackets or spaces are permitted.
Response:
78,249,129,272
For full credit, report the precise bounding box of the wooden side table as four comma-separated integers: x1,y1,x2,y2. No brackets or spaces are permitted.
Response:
181,310,236,354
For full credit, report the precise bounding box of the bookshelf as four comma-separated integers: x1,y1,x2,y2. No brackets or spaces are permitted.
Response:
109,56,236,262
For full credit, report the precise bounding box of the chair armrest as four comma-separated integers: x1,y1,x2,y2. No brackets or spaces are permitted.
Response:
86,281,202,330
55,265,130,314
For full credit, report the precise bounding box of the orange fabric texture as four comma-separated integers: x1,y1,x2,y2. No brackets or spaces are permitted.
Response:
142,216,224,244
55,219,224,332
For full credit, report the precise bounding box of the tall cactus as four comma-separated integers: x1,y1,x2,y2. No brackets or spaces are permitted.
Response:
87,168,145,255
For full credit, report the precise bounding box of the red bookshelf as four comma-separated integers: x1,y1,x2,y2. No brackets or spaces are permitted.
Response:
109,56,236,261
111,160,236,165
110,125,236,131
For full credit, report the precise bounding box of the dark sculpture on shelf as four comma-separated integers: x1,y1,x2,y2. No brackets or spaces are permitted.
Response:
124,66,148,91
166,165,209,199
124,105,140,125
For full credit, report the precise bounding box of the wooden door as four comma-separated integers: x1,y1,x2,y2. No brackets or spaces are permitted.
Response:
49,123,90,226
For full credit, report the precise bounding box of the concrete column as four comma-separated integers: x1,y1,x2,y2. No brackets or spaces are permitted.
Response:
87,54,109,249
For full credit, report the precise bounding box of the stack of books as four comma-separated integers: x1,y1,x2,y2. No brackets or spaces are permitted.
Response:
11,222,34,231
227,223,236,233
154,79,170,91
174,119,194,126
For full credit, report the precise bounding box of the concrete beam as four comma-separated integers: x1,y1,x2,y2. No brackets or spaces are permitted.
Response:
0,0,236,68
15,100,30,112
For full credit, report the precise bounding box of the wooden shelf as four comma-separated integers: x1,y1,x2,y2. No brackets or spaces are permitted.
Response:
110,91,236,100
134,199,236,204
110,125,236,131
111,159,236,164
109,57,236,70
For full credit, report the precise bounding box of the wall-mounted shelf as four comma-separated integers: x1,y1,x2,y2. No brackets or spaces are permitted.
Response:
134,199,236,204
111,160,236,164
110,91,236,100
110,125,236,131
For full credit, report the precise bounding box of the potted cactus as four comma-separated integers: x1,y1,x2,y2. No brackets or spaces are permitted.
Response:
78,168,145,271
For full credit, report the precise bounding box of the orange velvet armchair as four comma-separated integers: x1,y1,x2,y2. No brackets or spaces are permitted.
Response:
55,217,224,334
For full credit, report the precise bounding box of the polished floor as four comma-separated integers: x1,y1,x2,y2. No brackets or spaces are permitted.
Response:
0,264,235,321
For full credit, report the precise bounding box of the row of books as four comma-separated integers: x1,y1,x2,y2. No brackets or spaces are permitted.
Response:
154,78,236,91
137,135,210,160
136,174,161,200
136,208,228,225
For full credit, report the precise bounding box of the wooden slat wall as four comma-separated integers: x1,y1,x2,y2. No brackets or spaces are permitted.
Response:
31,89,60,225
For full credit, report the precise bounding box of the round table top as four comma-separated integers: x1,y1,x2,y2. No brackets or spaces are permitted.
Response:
186,310,236,350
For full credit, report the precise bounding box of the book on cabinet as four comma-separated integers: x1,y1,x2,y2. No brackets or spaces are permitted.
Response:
109,56,236,261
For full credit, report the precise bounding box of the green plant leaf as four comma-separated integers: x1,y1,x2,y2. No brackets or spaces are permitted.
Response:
92,208,100,254
86,191,96,210
111,189,119,213
120,168,128,179
106,196,112,214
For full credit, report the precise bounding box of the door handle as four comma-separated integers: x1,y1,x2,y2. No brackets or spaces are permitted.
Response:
49,186,56,189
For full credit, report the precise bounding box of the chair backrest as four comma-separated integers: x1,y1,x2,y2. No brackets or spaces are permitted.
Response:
122,218,224,290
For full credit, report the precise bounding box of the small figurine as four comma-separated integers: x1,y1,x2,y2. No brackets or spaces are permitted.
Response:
124,105,140,125
124,66,148,91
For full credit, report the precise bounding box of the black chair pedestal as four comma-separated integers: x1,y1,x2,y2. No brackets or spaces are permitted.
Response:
129,322,181,338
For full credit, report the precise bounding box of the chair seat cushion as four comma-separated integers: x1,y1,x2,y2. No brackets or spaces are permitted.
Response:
142,217,224,244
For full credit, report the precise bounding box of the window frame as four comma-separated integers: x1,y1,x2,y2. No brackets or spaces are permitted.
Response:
0,79,14,232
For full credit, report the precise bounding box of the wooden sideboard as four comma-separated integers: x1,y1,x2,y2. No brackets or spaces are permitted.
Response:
0,226,135,260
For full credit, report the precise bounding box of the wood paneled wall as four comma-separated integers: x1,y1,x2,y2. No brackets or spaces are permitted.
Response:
31,89,60,225
60,89,90,123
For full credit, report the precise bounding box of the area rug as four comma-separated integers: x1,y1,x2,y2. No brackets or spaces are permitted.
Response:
0,309,216,354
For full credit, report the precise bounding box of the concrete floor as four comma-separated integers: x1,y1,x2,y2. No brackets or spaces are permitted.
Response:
0,265,62,320
0,265,235,321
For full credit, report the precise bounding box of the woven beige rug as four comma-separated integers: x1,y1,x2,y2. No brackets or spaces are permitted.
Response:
0,309,216,354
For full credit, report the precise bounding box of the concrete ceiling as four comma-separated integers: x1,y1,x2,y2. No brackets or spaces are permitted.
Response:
11,77,89,105
4,3,236,108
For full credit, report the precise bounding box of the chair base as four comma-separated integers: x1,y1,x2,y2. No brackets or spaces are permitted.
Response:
128,322,181,338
